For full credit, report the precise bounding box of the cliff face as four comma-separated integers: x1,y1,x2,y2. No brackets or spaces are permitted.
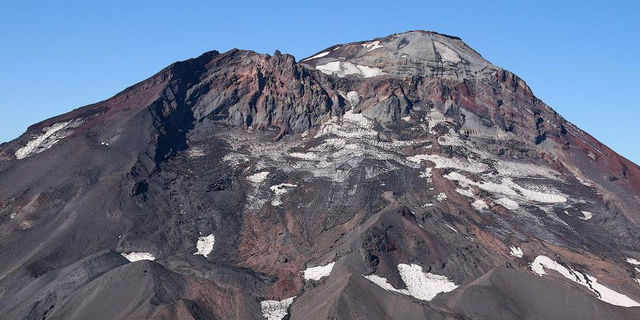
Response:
1,30,640,320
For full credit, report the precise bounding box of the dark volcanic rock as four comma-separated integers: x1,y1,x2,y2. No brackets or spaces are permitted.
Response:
1,30,640,320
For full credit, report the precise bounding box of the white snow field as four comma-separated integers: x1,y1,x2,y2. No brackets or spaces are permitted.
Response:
364,263,458,301
315,61,385,78
303,262,335,281
193,234,215,257
260,296,295,320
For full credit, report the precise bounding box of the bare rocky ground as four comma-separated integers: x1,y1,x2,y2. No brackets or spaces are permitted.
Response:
1,30,640,319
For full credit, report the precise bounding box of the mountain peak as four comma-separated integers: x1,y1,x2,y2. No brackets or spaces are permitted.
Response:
300,30,493,78
393,29,463,40
3,30,640,320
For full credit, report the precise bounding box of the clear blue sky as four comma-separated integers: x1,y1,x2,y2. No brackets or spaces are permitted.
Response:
1,1,638,164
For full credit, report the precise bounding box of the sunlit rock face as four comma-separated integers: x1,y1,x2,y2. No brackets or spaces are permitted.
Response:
1,30,640,320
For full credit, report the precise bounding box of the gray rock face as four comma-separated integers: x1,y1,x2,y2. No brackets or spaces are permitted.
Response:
301,30,494,78
1,30,640,320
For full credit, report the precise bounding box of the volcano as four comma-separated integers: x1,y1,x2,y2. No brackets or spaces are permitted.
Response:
1,30,640,320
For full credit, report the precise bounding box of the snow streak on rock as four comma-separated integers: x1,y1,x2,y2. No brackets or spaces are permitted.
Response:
302,51,330,61
121,251,156,262
627,258,640,266
15,119,84,159
531,255,640,307
362,40,383,51
509,246,524,258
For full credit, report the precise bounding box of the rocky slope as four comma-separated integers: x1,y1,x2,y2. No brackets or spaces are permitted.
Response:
1,30,639,320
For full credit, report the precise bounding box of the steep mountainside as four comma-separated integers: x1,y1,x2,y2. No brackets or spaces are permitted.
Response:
1,30,639,320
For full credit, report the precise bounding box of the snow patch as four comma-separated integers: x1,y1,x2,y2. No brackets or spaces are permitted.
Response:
516,184,567,203
346,91,361,107
434,42,462,63
270,183,297,195
121,251,155,262
270,183,297,206
303,51,330,61
444,172,566,207
303,262,335,281
364,274,407,295
397,264,459,301
455,187,474,198
438,129,466,146
223,153,249,167
193,234,215,257
531,255,640,307
407,154,489,173
364,264,458,301
509,246,524,258
288,152,319,161
626,258,640,266
316,61,385,78
260,297,295,320
496,198,520,210
496,160,562,180
426,109,448,133
471,199,489,211
418,167,432,182
580,211,593,220
247,171,269,184
436,192,447,202
343,110,374,128
15,119,84,159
